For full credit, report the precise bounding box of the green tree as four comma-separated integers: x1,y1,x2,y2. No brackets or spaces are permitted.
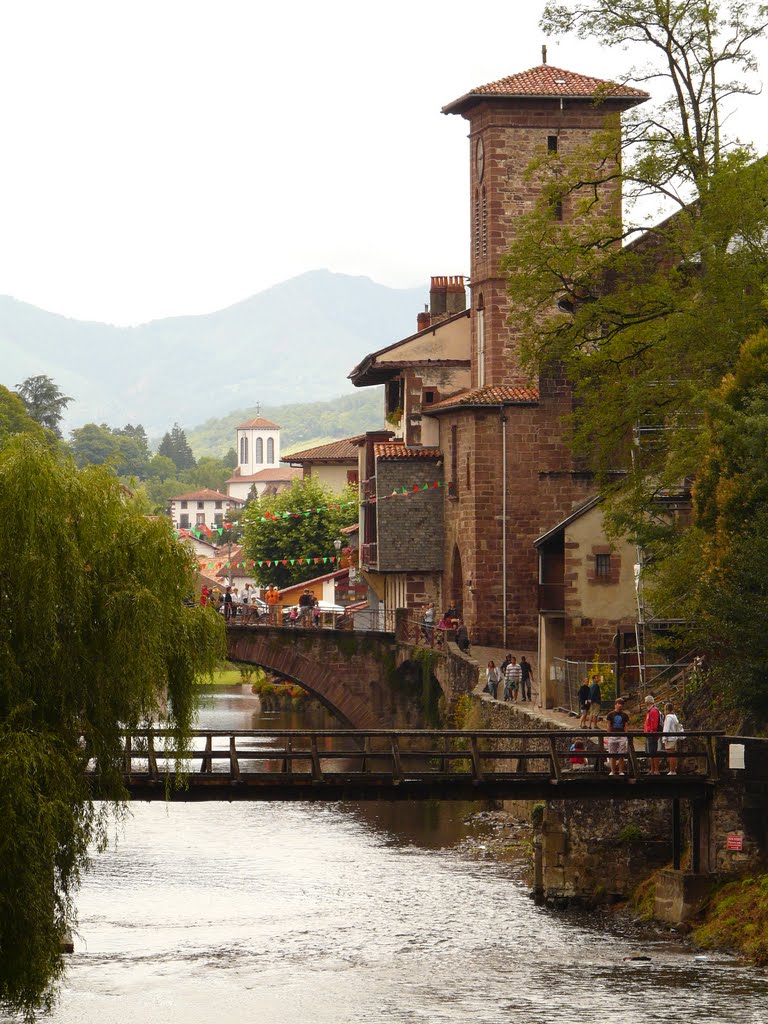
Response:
242,478,357,587
158,423,196,472
502,1,768,543
0,385,46,447
69,422,122,468
649,330,768,714
15,375,72,438
0,436,224,1017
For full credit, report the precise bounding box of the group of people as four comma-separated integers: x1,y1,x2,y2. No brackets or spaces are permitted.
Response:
200,583,260,621
570,693,684,775
576,675,605,729
484,655,535,703
420,601,470,652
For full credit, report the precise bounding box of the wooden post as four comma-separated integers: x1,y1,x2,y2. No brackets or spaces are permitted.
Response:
691,800,701,873
147,732,158,781
229,736,241,782
548,735,562,781
672,798,681,870
469,736,484,782
124,734,132,778
361,735,369,775
284,736,292,775
390,735,403,783
310,736,322,782
201,735,213,774
626,735,640,777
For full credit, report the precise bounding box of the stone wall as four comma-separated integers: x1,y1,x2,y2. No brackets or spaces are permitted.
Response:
376,459,443,572
463,690,674,904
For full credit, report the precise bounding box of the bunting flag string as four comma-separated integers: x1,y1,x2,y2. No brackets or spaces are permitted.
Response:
254,480,444,524
200,554,344,571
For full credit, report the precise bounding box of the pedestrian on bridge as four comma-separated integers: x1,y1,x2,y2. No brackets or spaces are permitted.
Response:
578,679,591,727
587,675,602,728
643,695,664,775
485,660,500,699
606,698,630,775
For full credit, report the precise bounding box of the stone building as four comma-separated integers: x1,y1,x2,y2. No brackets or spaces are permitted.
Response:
350,63,648,663
226,416,301,500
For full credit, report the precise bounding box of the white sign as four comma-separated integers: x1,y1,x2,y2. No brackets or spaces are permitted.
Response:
728,743,746,770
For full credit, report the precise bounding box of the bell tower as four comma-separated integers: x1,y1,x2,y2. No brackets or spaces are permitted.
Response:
443,64,647,389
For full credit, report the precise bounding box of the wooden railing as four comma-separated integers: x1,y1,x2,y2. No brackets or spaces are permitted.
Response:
99,729,722,801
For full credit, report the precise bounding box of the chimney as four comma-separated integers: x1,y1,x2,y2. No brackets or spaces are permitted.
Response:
417,304,431,333
445,275,467,315
429,276,448,317
542,44,548,64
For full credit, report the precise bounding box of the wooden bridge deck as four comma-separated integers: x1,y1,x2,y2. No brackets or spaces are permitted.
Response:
94,729,721,802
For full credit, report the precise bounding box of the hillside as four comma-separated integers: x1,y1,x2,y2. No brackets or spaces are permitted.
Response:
0,270,423,434
187,389,384,458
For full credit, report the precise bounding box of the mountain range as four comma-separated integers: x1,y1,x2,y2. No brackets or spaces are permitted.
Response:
0,270,425,435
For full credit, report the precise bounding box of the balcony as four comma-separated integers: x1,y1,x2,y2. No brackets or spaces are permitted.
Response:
361,541,378,568
538,583,565,612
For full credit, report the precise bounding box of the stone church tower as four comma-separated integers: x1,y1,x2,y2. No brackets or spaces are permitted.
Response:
430,65,647,647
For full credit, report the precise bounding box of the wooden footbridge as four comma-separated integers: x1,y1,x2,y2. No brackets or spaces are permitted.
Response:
99,728,721,803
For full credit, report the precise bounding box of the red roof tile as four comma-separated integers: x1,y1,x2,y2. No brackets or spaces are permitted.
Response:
286,437,359,462
443,65,648,114
374,443,443,461
237,416,280,429
171,489,242,502
426,384,539,412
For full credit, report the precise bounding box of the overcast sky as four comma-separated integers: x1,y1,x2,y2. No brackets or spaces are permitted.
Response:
1,1,767,326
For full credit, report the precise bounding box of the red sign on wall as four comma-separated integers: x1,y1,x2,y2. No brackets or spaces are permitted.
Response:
727,833,743,851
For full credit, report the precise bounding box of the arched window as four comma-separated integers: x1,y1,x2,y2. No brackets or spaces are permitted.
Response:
477,293,485,388
239,436,248,465
267,437,274,463
255,437,263,464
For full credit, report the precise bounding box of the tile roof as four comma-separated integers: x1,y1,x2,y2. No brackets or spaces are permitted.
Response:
225,467,302,483
426,384,539,412
443,65,649,114
171,489,242,502
237,416,280,429
374,442,443,461
286,437,359,462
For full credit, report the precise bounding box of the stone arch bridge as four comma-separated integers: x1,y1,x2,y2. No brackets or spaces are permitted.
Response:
225,623,475,729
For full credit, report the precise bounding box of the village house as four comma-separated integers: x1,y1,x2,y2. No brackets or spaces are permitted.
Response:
169,488,243,531
350,62,649,690
285,436,360,491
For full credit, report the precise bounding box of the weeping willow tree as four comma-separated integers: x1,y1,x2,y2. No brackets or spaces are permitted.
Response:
0,436,225,1019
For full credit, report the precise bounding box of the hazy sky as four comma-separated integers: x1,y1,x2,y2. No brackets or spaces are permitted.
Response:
2,1,768,326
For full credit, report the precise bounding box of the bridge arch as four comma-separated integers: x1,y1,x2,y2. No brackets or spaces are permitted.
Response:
226,625,425,730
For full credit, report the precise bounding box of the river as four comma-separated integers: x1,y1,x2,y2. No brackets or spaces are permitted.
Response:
19,685,768,1023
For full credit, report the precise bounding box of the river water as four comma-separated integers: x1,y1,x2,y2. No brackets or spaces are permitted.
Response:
24,685,768,1023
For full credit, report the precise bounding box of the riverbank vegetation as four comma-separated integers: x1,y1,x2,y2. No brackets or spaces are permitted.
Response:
0,435,225,1018
692,874,768,964
250,674,316,710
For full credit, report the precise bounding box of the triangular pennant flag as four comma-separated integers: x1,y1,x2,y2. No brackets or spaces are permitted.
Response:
422,483,429,490
266,560,271,567
290,559,295,565
281,559,288,566
314,557,320,564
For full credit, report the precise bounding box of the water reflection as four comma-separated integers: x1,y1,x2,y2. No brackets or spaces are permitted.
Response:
7,685,765,1024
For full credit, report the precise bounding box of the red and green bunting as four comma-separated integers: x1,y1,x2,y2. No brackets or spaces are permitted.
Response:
202,555,342,570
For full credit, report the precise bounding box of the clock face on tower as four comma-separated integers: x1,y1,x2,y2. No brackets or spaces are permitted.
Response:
475,137,485,182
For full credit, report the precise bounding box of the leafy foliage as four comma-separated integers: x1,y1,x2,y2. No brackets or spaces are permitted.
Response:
0,437,225,1016
0,385,46,447
14,375,72,438
242,477,357,587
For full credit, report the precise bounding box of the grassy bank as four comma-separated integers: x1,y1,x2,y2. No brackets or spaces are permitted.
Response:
692,874,768,964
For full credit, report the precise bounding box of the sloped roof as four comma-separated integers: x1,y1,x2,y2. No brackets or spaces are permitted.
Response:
443,64,649,115
349,308,470,386
237,416,280,429
171,489,242,502
225,467,302,484
534,496,602,548
426,384,539,412
374,442,442,461
286,437,359,463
